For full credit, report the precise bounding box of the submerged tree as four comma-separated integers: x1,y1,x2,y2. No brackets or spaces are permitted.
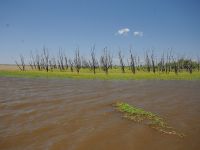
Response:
90,45,98,74
158,53,165,73
15,55,26,71
58,49,65,71
145,52,151,72
100,47,110,74
197,56,200,72
151,51,156,73
130,50,136,74
35,53,41,71
69,58,74,72
108,52,113,69
43,47,49,72
29,51,36,70
172,56,178,74
64,54,68,70
118,50,125,73
74,48,81,74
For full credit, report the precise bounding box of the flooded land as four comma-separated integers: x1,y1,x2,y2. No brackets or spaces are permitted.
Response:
0,77,200,150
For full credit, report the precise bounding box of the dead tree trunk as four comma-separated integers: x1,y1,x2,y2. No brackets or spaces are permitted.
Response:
35,53,41,71
145,52,151,72
161,53,165,72
172,57,178,75
58,50,65,71
15,55,26,71
90,45,98,74
69,58,74,72
197,56,200,72
100,47,110,74
43,47,49,72
118,50,125,73
108,53,113,69
188,59,193,74
130,50,135,74
64,55,68,70
74,48,81,74
151,51,156,73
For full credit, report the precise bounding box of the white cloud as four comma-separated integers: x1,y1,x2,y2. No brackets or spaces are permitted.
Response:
117,28,130,35
133,31,143,37
116,28,144,37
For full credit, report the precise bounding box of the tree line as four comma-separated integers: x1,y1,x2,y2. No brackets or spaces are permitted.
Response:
15,47,200,74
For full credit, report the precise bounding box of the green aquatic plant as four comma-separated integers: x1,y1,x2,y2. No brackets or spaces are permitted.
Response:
0,70,200,80
114,102,185,137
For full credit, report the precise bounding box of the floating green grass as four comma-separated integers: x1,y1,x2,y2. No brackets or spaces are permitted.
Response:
114,102,185,137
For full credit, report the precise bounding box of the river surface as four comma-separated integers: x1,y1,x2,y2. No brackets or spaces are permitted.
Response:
0,77,200,150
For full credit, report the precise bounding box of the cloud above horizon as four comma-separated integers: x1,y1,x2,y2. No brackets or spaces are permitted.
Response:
117,28,130,35
116,28,143,37
133,31,143,37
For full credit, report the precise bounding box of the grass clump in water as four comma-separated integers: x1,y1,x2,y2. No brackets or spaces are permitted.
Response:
114,102,185,137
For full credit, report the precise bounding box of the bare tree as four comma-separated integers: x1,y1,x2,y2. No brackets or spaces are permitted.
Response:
40,53,45,70
90,45,98,74
168,50,172,73
130,50,136,74
49,59,53,71
69,58,74,72
172,56,178,74
151,51,156,73
64,54,68,70
145,52,151,72
165,52,169,74
57,59,61,71
188,59,193,74
15,55,26,71
108,52,113,69
29,51,36,70
127,59,130,70
197,56,200,72
160,53,165,72
58,49,65,71
48,56,56,71
118,50,125,73
51,57,57,69
136,56,140,71
29,57,34,70
100,47,110,74
35,53,41,71
74,48,81,74
31,52,36,69
43,47,49,72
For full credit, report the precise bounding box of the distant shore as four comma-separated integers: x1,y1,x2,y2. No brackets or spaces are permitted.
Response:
0,64,18,71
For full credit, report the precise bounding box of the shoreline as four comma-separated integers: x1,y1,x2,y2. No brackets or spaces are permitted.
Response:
0,69,200,80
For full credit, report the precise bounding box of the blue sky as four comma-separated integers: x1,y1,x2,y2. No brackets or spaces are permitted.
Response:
0,0,200,64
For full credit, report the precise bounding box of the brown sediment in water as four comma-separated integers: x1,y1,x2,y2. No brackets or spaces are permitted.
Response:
0,77,200,150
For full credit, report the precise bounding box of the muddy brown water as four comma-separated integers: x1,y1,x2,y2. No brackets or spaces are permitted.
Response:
0,77,200,150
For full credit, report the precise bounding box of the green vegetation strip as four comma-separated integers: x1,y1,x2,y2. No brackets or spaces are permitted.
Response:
0,70,200,80
114,102,185,137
